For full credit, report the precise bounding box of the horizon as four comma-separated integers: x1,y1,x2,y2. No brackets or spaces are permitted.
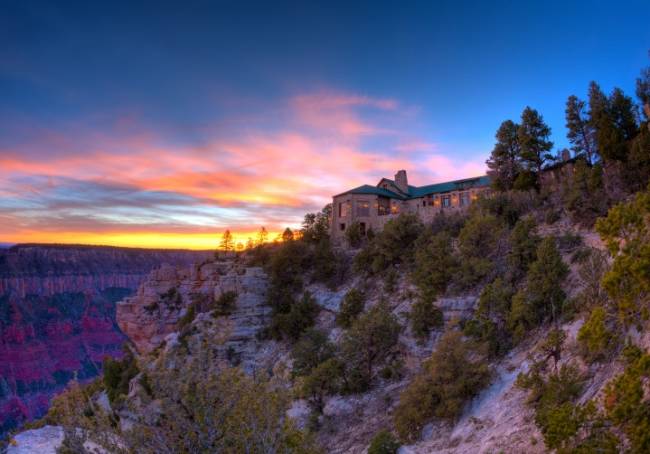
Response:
2,1,649,249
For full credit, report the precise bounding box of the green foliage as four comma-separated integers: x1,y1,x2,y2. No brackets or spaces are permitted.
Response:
291,328,336,377
300,357,344,415
455,213,506,289
473,189,539,227
340,302,401,392
518,106,554,177
517,362,585,450
565,94,597,164
336,288,365,328
393,331,491,443
409,298,443,341
464,278,514,357
354,214,423,275
368,429,400,454
562,160,608,226
486,119,522,191
345,221,363,248
269,292,321,342
412,231,456,300
508,238,568,337
578,306,615,362
301,205,331,244
103,349,138,404
596,188,650,327
506,217,539,281
603,351,650,453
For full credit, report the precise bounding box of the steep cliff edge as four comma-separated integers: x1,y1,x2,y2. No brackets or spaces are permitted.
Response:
0,244,211,436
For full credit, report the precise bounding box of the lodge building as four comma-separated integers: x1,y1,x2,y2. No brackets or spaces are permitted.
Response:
331,170,491,244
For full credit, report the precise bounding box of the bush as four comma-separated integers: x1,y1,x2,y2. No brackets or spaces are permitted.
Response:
291,328,336,377
412,231,457,300
353,214,423,275
508,237,568,337
506,217,539,282
577,306,616,362
394,331,491,442
336,289,365,328
345,221,363,248
103,349,138,404
340,302,401,392
455,213,507,289
410,298,443,341
368,429,400,454
269,292,321,341
300,357,344,415
464,278,514,357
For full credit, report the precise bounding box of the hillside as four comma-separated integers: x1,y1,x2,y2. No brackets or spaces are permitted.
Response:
0,245,211,437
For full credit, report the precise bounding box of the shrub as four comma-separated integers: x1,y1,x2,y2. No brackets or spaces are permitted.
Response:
300,357,344,415
394,331,491,442
506,217,539,281
345,221,363,248
336,289,365,328
577,306,616,362
412,231,457,301
340,302,401,392
368,429,400,454
269,292,321,341
508,237,568,336
410,298,443,341
291,328,336,377
455,213,507,289
103,349,138,404
464,278,514,357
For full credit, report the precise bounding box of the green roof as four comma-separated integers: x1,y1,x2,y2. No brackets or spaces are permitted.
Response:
335,175,490,200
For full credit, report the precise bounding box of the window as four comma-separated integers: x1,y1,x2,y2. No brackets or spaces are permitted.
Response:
391,204,399,214
460,192,469,206
340,223,346,231
357,200,370,217
339,201,351,217
378,196,391,216
422,200,426,207
442,195,451,207
359,222,366,235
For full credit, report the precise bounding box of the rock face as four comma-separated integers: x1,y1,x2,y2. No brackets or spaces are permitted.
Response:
0,244,210,437
116,261,270,361
6,425,64,454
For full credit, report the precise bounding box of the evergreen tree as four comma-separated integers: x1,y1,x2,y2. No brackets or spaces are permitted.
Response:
486,120,522,190
637,65,650,120
256,226,268,246
282,227,294,242
565,95,597,164
219,229,234,252
609,88,638,141
518,107,554,178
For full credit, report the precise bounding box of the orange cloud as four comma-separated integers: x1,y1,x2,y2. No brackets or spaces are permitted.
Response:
0,90,487,248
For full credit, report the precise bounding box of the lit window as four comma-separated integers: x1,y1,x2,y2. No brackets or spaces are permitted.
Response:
442,195,451,207
391,204,399,214
339,201,351,217
357,200,370,217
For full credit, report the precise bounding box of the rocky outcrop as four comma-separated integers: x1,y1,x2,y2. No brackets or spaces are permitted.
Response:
0,244,210,437
116,261,270,359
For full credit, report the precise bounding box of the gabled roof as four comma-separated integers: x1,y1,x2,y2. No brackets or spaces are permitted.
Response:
334,175,491,200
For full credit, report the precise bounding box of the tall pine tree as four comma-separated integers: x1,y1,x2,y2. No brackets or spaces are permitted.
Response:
486,120,522,190
565,95,597,164
518,107,553,179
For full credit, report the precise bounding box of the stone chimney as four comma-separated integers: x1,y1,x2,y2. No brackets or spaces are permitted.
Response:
395,170,408,193
561,149,571,162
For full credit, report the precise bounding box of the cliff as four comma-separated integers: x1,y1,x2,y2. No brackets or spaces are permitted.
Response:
0,244,211,436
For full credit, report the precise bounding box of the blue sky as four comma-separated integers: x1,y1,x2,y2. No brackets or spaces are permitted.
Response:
1,0,648,247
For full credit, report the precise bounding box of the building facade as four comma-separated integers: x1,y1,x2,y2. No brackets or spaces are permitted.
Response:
331,170,490,244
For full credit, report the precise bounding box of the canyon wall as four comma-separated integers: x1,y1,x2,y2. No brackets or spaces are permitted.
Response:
0,244,211,436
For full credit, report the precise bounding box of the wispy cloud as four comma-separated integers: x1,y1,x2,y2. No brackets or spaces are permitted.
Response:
0,89,487,248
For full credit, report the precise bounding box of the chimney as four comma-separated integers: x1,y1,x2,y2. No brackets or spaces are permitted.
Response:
395,170,408,193
561,149,571,162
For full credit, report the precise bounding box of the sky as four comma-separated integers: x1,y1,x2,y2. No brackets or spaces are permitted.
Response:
1,1,649,249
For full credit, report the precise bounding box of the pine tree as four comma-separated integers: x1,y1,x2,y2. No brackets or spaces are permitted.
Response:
486,120,522,190
588,82,628,162
609,88,638,141
518,107,553,177
256,226,268,246
219,229,234,252
282,227,294,242
565,95,597,164
637,65,650,121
